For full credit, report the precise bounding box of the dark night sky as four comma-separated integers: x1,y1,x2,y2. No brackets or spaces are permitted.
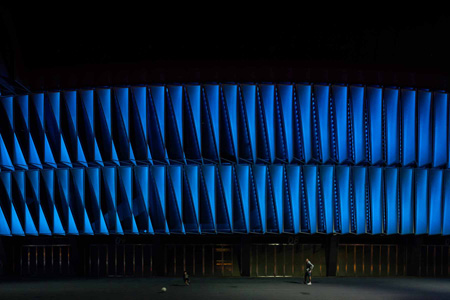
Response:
1,5,450,92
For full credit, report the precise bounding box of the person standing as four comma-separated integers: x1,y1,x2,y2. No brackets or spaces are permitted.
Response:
183,271,190,286
304,258,314,285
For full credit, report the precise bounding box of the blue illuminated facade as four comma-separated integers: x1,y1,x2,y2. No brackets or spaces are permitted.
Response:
1,84,450,236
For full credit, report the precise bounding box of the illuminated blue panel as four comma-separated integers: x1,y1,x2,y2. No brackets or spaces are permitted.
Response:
353,167,366,234
55,169,78,235
187,85,201,151
133,166,154,234
117,167,138,234
401,89,416,166
269,165,283,233
429,169,443,235
199,166,214,233
62,91,77,127
133,169,153,235
26,170,51,235
0,205,10,236
432,92,448,167
282,167,294,233
30,93,45,128
219,165,233,231
129,87,152,163
369,167,382,234
0,95,26,170
332,85,348,163
279,85,294,162
274,88,288,162
14,95,42,169
367,87,383,164
0,172,24,235
102,167,122,234
231,167,246,232
297,85,313,163
204,85,220,159
443,171,450,235
40,169,65,235
223,85,238,160
183,165,199,233
95,89,111,163
150,166,169,234
260,85,275,163
241,85,257,162
202,165,215,228
0,174,12,235
71,168,93,235
79,90,103,166
248,167,262,232
236,165,249,232
385,168,398,234
385,89,399,166
31,93,57,168
303,166,317,233
253,165,266,233
417,91,432,167
239,88,254,162
13,171,37,235
96,88,116,165
315,85,331,163
0,95,14,124
112,88,136,164
336,166,350,233
350,86,366,164
0,95,14,159
86,168,109,235
185,165,199,228
399,168,413,234
131,87,147,140
166,86,184,162
415,169,428,235
149,86,165,144
0,134,14,171
45,92,72,168
185,85,202,160
167,166,185,233
147,86,167,163
320,166,334,233
168,86,183,144
62,91,87,167
286,165,300,233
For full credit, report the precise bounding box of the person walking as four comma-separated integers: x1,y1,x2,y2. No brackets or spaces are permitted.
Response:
304,258,314,285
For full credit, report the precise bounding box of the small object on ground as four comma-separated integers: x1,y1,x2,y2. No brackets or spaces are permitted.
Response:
161,287,167,292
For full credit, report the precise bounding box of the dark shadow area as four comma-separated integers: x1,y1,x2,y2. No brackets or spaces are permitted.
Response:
1,277,450,300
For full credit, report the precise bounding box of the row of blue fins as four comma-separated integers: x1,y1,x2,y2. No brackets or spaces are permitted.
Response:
1,164,449,236
0,84,449,170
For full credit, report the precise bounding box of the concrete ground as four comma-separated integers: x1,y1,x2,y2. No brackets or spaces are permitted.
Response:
1,277,450,300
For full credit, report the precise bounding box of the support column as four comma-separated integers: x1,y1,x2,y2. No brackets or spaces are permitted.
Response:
152,236,165,276
407,236,423,276
240,236,251,276
0,237,6,276
326,235,339,276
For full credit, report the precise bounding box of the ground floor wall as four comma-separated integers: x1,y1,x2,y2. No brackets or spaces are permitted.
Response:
1,235,449,278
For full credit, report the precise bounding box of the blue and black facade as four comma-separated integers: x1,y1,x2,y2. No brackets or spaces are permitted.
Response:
1,84,450,277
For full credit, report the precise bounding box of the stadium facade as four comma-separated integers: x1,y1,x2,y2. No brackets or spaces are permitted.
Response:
1,83,450,278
